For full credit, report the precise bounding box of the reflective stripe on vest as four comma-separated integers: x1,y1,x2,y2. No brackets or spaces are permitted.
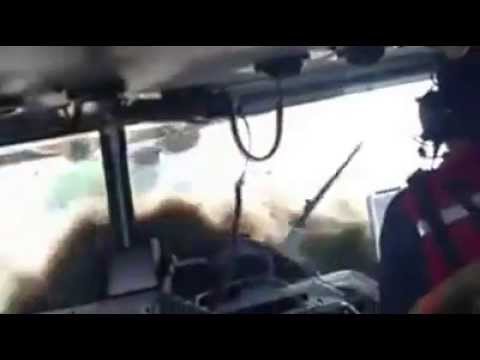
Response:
404,187,480,287
416,193,480,237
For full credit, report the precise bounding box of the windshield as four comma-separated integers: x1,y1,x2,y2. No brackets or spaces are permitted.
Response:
0,80,432,313
126,80,431,275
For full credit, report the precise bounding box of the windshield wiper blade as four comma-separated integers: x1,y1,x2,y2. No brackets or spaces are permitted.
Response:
293,142,363,229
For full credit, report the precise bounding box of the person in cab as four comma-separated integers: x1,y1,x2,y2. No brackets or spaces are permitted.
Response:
380,49,480,313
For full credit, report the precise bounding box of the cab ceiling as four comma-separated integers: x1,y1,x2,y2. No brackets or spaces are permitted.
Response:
0,46,328,97
0,46,443,147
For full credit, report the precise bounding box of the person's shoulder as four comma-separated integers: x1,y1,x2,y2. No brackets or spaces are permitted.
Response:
380,185,421,253
385,168,431,216
380,187,413,241
384,188,408,218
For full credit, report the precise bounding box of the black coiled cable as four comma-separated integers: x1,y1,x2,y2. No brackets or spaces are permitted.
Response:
229,81,284,162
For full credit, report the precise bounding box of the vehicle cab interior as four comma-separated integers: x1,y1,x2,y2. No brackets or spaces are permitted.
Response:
0,46,473,314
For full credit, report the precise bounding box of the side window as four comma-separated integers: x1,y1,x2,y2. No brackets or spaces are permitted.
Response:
0,132,107,312
124,123,164,201
125,122,201,204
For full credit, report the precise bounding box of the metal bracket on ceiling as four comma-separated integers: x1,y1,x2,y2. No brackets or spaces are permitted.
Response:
0,95,24,116
254,53,310,80
334,46,387,66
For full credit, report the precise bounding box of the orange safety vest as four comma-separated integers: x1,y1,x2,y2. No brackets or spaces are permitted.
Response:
402,146,480,289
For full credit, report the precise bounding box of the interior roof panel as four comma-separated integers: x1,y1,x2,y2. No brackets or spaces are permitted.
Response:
0,46,329,96
0,46,444,146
